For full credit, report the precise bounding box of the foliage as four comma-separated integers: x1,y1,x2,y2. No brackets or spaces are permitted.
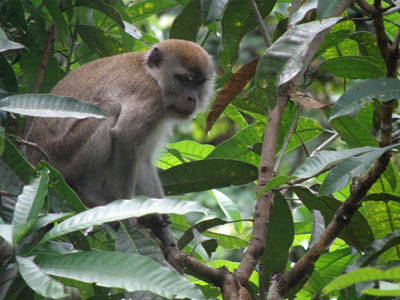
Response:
0,0,400,299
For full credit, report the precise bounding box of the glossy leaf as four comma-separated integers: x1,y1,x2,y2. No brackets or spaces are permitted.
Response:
76,25,127,57
219,0,276,69
170,0,202,41
256,18,340,108
12,169,49,244
0,38,24,52
323,266,400,295
318,56,385,79
17,256,67,299
319,143,400,195
262,192,294,287
317,0,341,19
289,0,317,27
201,0,228,24
36,251,206,299
292,146,376,178
160,159,258,195
75,0,124,28
330,78,400,120
0,94,107,118
213,189,242,233
207,122,265,166
294,188,374,251
127,0,181,21
39,197,208,244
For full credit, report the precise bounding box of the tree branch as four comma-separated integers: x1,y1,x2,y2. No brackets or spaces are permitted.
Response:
249,0,272,47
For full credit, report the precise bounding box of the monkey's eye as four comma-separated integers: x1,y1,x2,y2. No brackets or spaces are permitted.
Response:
175,74,191,83
193,77,205,85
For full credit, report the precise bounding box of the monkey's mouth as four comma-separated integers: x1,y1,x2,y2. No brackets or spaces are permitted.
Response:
168,106,194,118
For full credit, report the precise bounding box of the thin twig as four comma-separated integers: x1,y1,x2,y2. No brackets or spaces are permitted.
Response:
310,133,339,157
0,191,17,197
66,27,77,74
392,28,400,51
274,103,300,173
16,138,53,164
249,0,272,47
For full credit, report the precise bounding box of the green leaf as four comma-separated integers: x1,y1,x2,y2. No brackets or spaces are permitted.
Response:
256,175,295,197
39,197,208,244
319,143,400,195
170,0,202,41
256,18,340,108
323,266,400,295
0,94,107,118
12,169,49,244
0,224,12,246
354,231,400,268
289,0,317,27
75,0,124,28
349,31,382,59
76,25,127,57
36,251,206,300
160,159,258,195
212,189,242,233
292,146,377,178
330,78,400,120
262,192,294,287
219,0,276,69
294,188,374,251
317,0,341,19
201,0,228,24
318,56,385,79
224,105,248,128
37,161,87,212
127,0,181,21
330,116,378,147
315,248,353,279
116,223,168,267
363,281,400,297
315,30,351,58
17,256,67,299
0,38,24,52
207,122,265,166
44,0,69,46
0,53,18,93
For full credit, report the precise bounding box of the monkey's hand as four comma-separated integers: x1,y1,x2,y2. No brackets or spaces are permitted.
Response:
138,214,177,251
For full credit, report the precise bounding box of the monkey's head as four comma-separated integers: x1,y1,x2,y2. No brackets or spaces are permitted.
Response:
145,39,215,119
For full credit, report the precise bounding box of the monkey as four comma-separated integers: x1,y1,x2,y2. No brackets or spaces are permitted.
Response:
26,39,215,250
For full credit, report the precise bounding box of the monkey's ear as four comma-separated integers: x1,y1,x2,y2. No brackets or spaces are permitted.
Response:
147,47,163,68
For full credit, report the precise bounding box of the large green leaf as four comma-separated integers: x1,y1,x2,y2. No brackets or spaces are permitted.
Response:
0,53,18,93
315,30,351,58
207,122,264,166
39,197,208,244
262,192,294,289
76,25,127,57
256,18,340,108
75,0,124,28
12,169,49,244
36,251,206,300
292,146,377,178
323,266,400,295
0,38,24,52
294,188,374,251
170,0,202,41
318,56,385,79
349,31,382,59
219,0,276,69
212,189,242,233
330,78,400,120
17,256,67,299
289,0,317,27
201,0,228,24
127,0,181,21
37,161,87,212
160,159,258,195
44,0,69,46
353,231,400,268
0,94,107,118
319,143,400,195
116,223,167,267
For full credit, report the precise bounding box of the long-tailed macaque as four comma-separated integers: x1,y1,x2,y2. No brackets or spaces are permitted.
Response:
26,39,215,249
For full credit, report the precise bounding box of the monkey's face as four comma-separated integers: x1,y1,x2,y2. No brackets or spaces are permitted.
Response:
145,40,215,120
